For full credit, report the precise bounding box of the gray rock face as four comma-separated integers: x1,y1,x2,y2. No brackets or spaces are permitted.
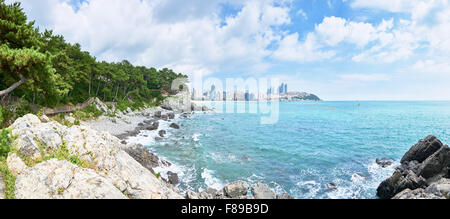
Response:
425,178,450,197
418,146,450,179
124,144,171,174
167,171,179,185
377,135,450,199
393,188,445,199
401,135,443,164
159,130,167,137
224,181,250,198
252,183,276,199
15,159,127,199
8,114,183,199
6,153,27,177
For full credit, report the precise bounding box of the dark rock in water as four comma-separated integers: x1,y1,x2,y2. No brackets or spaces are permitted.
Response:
124,144,171,174
170,123,180,129
401,135,443,164
327,183,338,190
167,171,179,185
155,137,163,141
168,112,175,120
376,158,394,168
138,123,144,127
276,193,295,199
377,135,450,199
154,111,162,118
159,130,167,138
146,121,159,131
418,146,450,179
202,106,209,112
121,140,127,145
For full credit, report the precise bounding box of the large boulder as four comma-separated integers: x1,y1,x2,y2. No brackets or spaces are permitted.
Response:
401,135,443,164
252,183,275,199
417,146,450,179
377,136,450,199
223,181,250,199
15,159,126,199
377,169,427,199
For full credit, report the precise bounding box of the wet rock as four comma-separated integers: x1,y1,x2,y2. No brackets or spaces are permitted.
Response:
167,171,179,185
277,193,295,199
170,123,180,129
401,135,443,164
224,181,250,198
418,146,450,179
146,121,159,131
327,183,338,190
154,111,162,118
124,144,171,174
159,130,167,138
377,169,428,199
377,136,450,199
168,112,175,120
376,158,394,168
252,183,275,199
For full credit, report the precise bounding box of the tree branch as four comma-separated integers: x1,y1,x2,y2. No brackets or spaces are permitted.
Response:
0,74,28,97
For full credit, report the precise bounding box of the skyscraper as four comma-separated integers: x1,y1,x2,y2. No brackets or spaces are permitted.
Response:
284,84,288,94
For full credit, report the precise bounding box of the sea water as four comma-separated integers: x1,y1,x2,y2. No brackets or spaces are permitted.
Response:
136,101,450,199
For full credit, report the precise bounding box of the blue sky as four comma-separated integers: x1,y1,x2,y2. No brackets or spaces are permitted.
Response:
8,0,450,100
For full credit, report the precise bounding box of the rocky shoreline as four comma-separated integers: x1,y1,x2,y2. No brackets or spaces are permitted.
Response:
376,135,450,199
1,92,295,199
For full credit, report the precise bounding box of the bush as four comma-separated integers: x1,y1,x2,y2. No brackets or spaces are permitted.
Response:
0,128,13,159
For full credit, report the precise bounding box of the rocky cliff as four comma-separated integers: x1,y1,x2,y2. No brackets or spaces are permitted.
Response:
5,114,183,199
377,135,450,199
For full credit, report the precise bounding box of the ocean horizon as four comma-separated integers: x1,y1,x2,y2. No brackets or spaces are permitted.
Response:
128,101,450,199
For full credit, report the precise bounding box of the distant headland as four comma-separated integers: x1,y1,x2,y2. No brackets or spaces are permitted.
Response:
191,82,322,101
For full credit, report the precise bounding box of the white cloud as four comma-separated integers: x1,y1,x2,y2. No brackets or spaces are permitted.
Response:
338,74,391,82
10,0,292,77
272,33,336,62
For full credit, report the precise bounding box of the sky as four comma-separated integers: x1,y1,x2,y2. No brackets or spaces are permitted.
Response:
6,0,450,100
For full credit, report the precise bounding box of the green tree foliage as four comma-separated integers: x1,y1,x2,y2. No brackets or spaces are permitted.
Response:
0,0,187,110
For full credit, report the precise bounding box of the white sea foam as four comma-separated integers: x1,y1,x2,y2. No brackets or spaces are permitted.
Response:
201,168,225,191
192,133,202,142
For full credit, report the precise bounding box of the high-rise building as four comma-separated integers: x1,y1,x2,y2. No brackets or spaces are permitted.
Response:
284,84,288,94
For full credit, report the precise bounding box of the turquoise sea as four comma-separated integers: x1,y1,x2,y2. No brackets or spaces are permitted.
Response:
141,101,450,199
